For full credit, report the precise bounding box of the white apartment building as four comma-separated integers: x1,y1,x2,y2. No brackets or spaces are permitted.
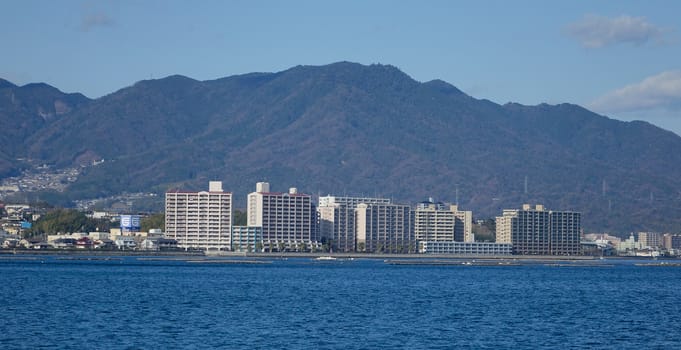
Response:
356,202,414,253
165,181,232,250
247,182,318,251
318,195,391,252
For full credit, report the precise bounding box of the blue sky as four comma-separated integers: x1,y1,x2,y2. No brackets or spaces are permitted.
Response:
2,0,680,134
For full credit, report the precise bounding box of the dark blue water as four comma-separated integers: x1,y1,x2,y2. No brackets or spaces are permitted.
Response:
1,257,680,349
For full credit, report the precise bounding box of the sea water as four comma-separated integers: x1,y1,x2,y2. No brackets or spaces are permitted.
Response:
1,257,680,349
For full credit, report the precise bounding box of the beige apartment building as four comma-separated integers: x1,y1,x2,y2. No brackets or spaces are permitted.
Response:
165,181,232,250
638,232,662,249
318,195,391,252
496,204,581,255
414,200,473,243
356,202,414,253
247,182,318,251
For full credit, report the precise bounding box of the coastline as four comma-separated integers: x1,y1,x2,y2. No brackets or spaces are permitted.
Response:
3,248,674,261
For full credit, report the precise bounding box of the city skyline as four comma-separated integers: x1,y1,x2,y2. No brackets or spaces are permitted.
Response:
2,1,680,134
159,180,585,255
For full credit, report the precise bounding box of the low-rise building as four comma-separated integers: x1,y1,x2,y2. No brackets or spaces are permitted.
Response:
115,236,137,250
140,237,178,250
231,226,262,252
419,241,512,255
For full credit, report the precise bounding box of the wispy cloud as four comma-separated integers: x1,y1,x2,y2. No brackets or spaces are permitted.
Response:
589,70,681,114
80,12,115,32
567,14,668,48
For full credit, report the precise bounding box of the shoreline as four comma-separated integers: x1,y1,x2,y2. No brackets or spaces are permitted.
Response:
1,249,675,261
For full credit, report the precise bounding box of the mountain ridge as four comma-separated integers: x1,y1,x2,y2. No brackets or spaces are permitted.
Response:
1,62,681,234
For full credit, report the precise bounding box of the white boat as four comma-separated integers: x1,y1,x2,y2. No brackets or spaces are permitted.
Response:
315,256,337,261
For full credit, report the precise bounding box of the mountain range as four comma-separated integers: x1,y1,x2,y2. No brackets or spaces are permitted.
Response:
2,62,681,234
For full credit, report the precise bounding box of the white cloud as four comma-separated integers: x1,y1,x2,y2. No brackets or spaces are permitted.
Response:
589,70,681,113
80,12,115,32
567,14,668,48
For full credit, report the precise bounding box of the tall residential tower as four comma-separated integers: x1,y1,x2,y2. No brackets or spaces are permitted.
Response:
356,202,415,253
165,181,232,250
414,199,473,243
496,204,581,255
247,182,318,251
318,195,391,252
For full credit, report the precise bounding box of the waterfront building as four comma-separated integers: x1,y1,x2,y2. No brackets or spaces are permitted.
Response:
419,241,512,255
114,236,137,250
452,205,474,242
318,195,391,252
583,233,621,247
663,233,681,250
231,226,262,252
616,234,641,254
414,199,474,243
414,200,455,242
247,182,318,251
140,237,178,251
356,202,414,253
165,181,232,250
496,204,581,255
637,232,662,249
549,209,582,255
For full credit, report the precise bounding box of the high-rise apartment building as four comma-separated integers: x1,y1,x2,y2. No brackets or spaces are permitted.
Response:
549,210,582,255
165,181,232,250
638,232,662,248
318,195,391,252
663,233,681,250
247,182,318,251
356,202,414,253
452,205,473,242
414,201,455,242
414,200,474,243
496,204,581,255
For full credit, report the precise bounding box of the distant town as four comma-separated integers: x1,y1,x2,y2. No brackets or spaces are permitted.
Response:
1,180,679,257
